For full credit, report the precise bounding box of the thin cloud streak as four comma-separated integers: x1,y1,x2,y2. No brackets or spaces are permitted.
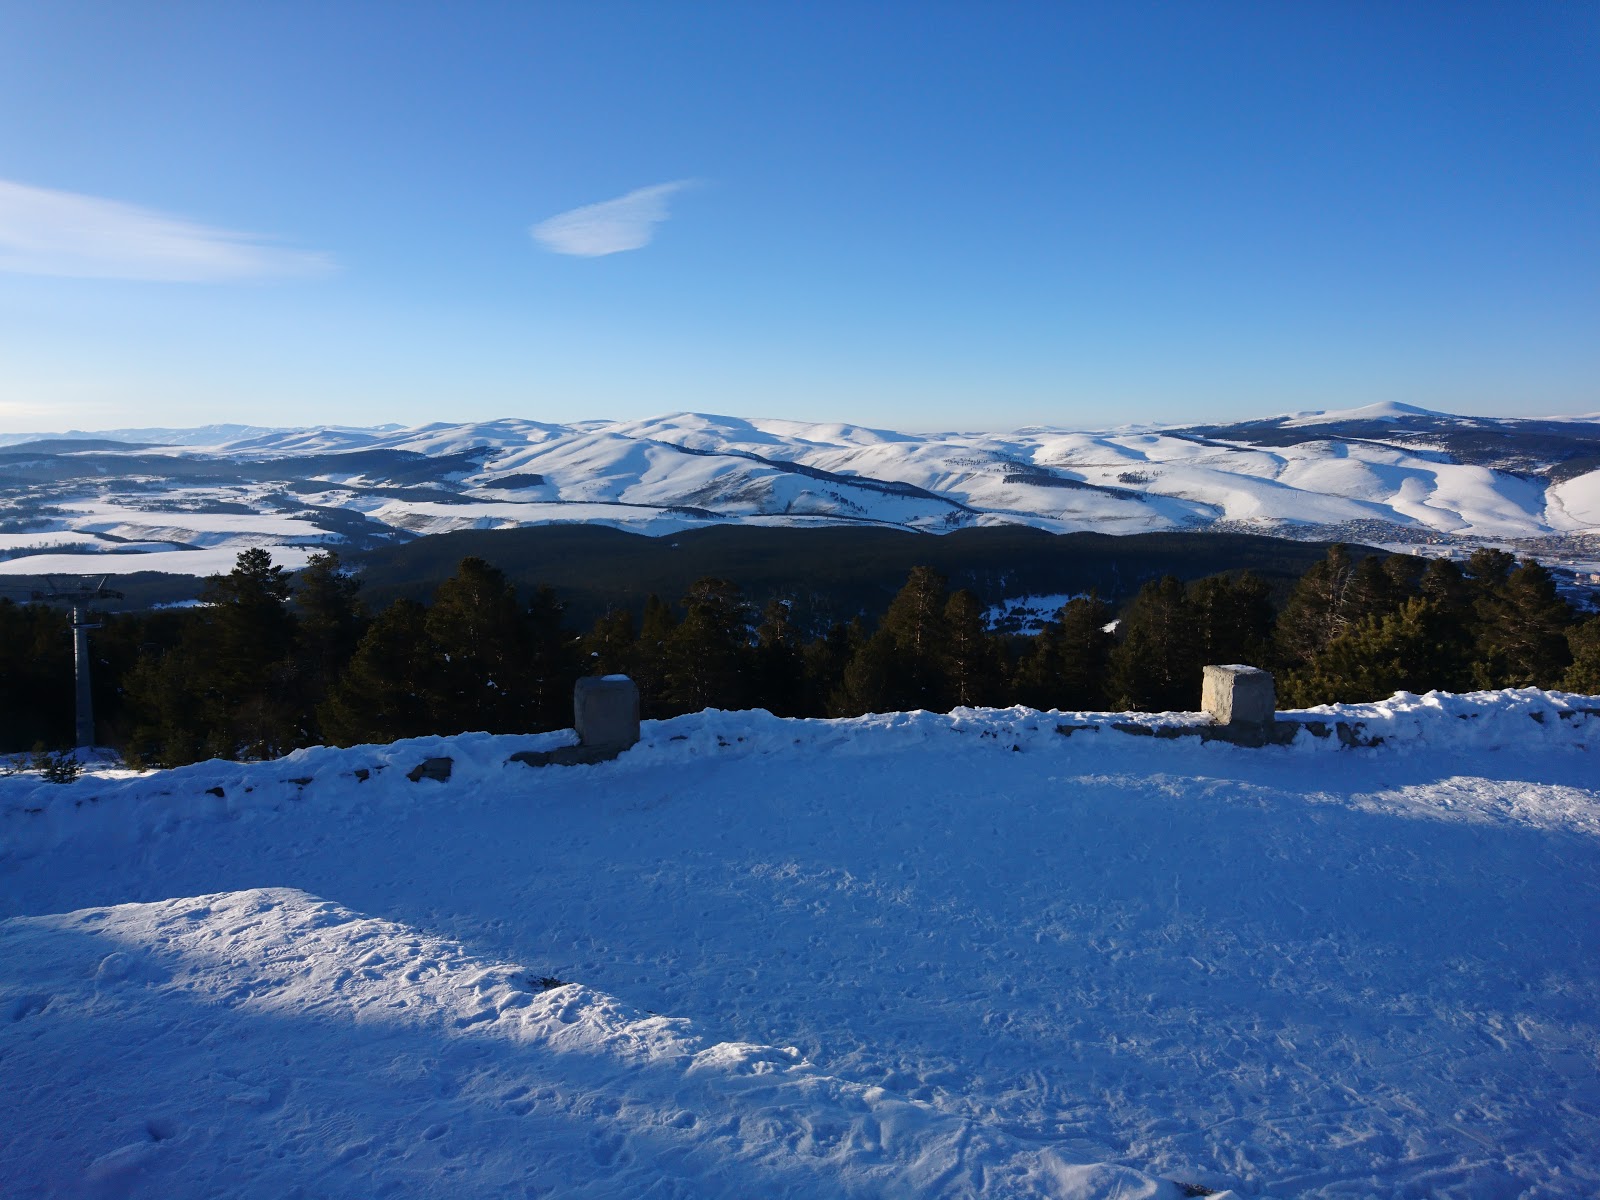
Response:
0,179,336,282
531,181,694,257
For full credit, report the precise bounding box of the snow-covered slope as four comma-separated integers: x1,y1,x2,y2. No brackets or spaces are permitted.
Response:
4,406,1600,576
4,691,1599,1198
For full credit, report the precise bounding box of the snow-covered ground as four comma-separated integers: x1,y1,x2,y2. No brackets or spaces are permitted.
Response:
4,691,1599,1198
0,494,330,576
985,593,1088,633
0,545,318,577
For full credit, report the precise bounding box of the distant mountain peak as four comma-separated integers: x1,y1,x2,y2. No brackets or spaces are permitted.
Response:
1279,401,1447,427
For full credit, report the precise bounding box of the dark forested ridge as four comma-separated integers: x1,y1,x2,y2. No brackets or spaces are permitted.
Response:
0,526,1348,621
1178,412,1600,479
4,536,1599,763
351,524,1349,627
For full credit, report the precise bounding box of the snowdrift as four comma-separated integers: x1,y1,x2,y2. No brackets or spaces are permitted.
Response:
4,691,1600,1198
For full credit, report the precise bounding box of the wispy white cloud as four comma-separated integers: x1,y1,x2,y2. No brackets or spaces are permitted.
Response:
0,179,336,282
531,181,695,257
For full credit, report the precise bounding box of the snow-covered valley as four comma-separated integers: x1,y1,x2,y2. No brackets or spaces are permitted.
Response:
4,692,1599,1198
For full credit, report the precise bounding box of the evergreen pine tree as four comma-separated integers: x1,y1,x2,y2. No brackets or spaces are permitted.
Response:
807,620,864,717
1108,576,1200,711
874,565,953,711
834,568,955,716
632,594,678,718
752,599,808,716
86,608,170,753
1189,573,1274,666
1273,544,1356,669
0,599,72,752
119,549,301,763
295,551,365,673
1058,595,1115,709
122,642,213,767
203,547,296,677
320,599,444,745
1012,595,1115,711
202,548,300,758
832,628,900,716
1419,557,1471,608
582,608,638,678
1346,555,1406,625
1472,560,1573,688
1563,616,1600,694
291,550,366,743
941,589,1003,708
1464,548,1516,598
524,585,578,731
664,578,754,713
1283,596,1474,705
426,556,531,734
1381,553,1426,599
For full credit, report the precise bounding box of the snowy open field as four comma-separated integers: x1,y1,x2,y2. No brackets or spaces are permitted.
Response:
3,692,1599,1198
0,496,327,576
0,546,318,577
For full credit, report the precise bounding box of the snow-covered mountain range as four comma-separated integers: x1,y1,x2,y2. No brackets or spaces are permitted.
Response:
4,402,1600,577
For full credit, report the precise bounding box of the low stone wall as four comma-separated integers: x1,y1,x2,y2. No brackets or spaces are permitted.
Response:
396,670,1600,783
1057,665,1600,749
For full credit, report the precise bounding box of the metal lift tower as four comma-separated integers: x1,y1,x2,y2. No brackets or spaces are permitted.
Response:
31,576,124,750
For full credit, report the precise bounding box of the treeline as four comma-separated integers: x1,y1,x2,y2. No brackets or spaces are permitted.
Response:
4,543,1600,764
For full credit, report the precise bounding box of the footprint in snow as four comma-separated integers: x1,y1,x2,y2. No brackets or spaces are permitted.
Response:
588,1128,626,1166
8,993,51,1021
85,1140,161,1183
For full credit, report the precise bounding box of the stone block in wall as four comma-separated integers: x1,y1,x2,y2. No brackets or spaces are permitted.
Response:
1201,665,1276,726
575,675,640,752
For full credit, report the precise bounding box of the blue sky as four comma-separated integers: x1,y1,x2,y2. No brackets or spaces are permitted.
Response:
0,2,1595,434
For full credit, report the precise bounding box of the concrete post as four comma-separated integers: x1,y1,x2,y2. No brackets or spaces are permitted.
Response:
574,675,641,752
1201,664,1276,727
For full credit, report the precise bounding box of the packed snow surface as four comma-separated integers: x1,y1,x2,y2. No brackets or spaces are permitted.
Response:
4,690,1600,1198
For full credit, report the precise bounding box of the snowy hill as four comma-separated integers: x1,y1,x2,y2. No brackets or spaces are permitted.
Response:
4,406,1600,579
4,691,1599,1197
